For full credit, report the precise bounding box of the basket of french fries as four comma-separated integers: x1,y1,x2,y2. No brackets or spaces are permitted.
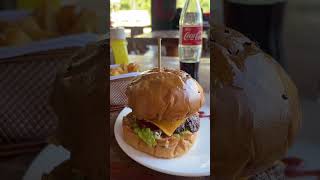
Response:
110,63,140,107
0,1,98,48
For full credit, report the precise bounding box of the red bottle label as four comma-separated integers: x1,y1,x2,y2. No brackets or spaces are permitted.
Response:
181,26,203,45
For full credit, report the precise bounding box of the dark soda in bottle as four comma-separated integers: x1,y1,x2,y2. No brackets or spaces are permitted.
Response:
179,0,203,80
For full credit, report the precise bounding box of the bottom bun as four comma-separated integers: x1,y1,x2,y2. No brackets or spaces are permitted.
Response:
122,117,197,159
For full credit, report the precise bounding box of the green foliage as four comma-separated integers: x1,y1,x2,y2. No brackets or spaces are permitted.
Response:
113,0,151,11
176,0,210,12
112,0,209,13
120,3,130,10
136,0,151,10
134,126,157,147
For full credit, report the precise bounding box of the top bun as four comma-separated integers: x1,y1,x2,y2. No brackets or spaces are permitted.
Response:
126,68,205,122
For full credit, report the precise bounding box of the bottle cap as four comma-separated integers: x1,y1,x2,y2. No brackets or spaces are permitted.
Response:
110,27,126,40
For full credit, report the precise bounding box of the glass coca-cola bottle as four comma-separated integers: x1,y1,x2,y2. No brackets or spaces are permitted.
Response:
179,0,203,80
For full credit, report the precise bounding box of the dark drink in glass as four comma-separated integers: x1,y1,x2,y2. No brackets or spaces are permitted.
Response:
180,61,200,81
179,0,203,81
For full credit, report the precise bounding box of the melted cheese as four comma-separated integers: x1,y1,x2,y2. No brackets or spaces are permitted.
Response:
148,118,186,136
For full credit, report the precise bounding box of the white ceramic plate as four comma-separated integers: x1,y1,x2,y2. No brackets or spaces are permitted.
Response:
114,107,210,177
23,145,70,180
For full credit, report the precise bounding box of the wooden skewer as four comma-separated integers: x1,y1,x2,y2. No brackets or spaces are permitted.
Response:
157,38,162,71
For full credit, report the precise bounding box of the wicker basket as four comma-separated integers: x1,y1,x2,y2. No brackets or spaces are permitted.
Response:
110,65,140,106
249,162,285,180
0,48,80,145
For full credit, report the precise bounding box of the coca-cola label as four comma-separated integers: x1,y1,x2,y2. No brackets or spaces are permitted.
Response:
181,26,202,45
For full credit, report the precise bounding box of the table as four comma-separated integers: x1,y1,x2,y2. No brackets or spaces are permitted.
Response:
123,25,150,38
132,30,209,57
110,55,210,179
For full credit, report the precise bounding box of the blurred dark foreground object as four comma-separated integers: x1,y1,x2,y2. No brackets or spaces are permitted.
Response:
151,0,177,30
283,157,320,178
47,40,108,179
224,0,287,68
212,25,301,179
0,48,77,146
0,33,97,148
0,37,107,179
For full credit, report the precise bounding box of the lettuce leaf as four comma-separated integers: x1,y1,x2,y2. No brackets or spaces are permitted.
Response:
131,120,192,147
133,126,157,147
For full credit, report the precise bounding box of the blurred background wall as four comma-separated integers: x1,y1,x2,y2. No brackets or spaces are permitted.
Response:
283,0,320,99
213,0,320,99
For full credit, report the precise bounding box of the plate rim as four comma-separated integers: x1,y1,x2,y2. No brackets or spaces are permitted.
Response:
114,107,210,177
23,144,70,180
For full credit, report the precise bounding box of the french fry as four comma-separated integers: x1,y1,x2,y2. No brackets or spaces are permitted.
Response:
71,9,98,34
2,27,32,47
110,69,120,76
33,0,60,32
55,5,79,35
17,16,57,40
110,63,140,76
120,64,128,74
127,63,139,72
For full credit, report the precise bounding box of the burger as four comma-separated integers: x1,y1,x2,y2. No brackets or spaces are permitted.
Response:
122,68,205,158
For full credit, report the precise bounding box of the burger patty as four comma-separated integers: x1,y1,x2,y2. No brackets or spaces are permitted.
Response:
174,114,200,134
128,113,200,135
